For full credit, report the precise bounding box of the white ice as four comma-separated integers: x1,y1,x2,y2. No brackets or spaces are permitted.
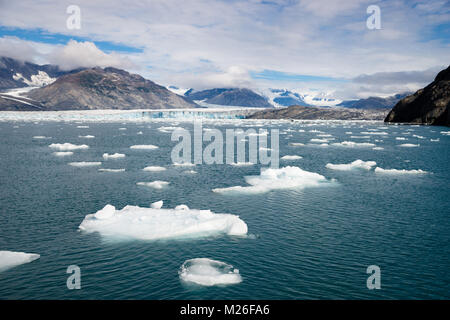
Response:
332,141,375,147
53,151,73,157
49,143,89,151
137,181,169,189
98,168,125,172
326,160,376,171
79,204,248,240
179,258,242,286
213,166,333,194
130,145,158,150
374,167,427,174
143,166,166,172
69,162,102,167
103,153,126,159
0,251,40,272
398,144,420,147
281,155,302,160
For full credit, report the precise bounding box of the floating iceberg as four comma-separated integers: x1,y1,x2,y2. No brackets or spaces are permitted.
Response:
326,160,376,171
398,144,420,147
98,168,125,172
0,251,40,272
53,151,73,157
103,153,126,159
179,258,242,286
49,143,89,151
69,162,102,167
374,167,427,174
130,145,158,150
143,166,166,172
213,166,333,194
33,136,51,139
137,181,169,189
332,141,375,147
79,135,95,139
281,155,302,160
79,204,248,240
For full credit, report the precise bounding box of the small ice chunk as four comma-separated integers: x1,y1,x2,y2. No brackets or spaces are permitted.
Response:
398,144,419,147
375,167,427,174
69,162,102,167
53,151,73,156
175,204,189,210
0,251,40,272
137,181,169,189
281,155,302,160
49,143,89,151
103,153,125,159
143,166,166,172
151,200,163,209
326,160,376,171
332,141,375,147
179,258,242,286
130,145,158,150
98,168,125,172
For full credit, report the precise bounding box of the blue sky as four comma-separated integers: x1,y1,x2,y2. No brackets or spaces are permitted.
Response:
0,0,449,99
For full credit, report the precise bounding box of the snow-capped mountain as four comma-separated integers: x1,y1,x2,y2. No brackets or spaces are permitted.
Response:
0,56,78,90
258,88,341,108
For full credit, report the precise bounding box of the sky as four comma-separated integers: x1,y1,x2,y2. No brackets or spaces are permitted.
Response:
0,0,449,99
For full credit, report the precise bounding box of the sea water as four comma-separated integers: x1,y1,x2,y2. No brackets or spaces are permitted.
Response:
0,119,449,299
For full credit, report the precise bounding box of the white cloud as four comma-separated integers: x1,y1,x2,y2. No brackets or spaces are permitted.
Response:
47,40,134,70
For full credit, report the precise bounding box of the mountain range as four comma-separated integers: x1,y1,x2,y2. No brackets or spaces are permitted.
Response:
184,88,273,108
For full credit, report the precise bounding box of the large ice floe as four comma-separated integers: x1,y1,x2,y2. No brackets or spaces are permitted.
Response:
78,204,248,240
326,160,376,171
0,251,40,272
179,258,242,286
213,166,333,194
49,143,89,151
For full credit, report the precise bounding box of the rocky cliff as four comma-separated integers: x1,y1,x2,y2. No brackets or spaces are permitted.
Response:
385,66,449,126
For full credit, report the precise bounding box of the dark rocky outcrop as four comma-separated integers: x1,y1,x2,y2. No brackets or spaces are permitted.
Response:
385,66,450,126
247,105,387,120
25,67,198,110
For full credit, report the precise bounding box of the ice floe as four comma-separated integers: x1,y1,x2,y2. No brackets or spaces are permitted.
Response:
53,151,73,157
0,251,40,272
326,160,376,171
213,166,333,194
98,168,125,172
69,162,102,167
151,200,163,209
78,204,248,240
49,143,89,151
179,258,242,286
332,141,375,147
33,136,51,139
79,135,95,139
374,167,427,174
281,155,302,160
398,144,420,147
137,181,169,189
143,166,166,172
103,153,126,159
130,145,158,150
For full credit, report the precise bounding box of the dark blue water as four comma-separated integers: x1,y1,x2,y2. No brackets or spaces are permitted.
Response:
0,119,449,299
